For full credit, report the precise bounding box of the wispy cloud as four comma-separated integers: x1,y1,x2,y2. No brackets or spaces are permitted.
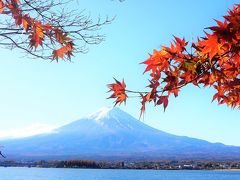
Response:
0,123,58,140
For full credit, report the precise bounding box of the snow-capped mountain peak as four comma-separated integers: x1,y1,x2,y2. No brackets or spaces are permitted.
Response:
2,107,240,160
54,107,144,134
87,107,139,130
89,106,114,121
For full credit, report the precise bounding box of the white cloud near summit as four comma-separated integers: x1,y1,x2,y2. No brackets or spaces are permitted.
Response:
0,123,58,140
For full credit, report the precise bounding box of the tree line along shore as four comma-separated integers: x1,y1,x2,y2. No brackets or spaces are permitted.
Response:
0,160,240,170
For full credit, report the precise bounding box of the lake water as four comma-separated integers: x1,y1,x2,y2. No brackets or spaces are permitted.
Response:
0,167,240,180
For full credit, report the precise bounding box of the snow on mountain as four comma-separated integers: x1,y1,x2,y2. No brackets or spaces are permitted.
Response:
86,106,141,130
1,107,240,160
58,107,161,134
89,107,114,120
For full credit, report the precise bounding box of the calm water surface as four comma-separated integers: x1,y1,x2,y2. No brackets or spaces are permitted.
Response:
0,167,240,180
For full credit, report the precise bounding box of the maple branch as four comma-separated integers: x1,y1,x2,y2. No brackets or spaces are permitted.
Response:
108,4,240,113
0,34,50,59
124,73,203,95
0,0,114,60
123,51,232,96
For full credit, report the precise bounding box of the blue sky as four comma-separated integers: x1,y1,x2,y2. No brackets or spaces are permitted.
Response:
0,0,239,145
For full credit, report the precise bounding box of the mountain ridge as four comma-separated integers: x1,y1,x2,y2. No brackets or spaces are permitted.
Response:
1,107,240,160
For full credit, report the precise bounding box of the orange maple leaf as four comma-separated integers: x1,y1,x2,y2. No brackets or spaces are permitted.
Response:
107,79,127,106
0,0,4,14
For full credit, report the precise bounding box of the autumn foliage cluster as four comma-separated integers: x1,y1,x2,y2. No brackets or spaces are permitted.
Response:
0,0,75,61
108,4,240,115
0,1,239,115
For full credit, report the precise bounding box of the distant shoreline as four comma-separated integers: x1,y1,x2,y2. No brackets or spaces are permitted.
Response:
1,159,240,171
1,166,240,171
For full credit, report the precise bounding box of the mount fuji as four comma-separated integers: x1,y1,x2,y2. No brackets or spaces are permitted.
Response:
1,107,240,160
